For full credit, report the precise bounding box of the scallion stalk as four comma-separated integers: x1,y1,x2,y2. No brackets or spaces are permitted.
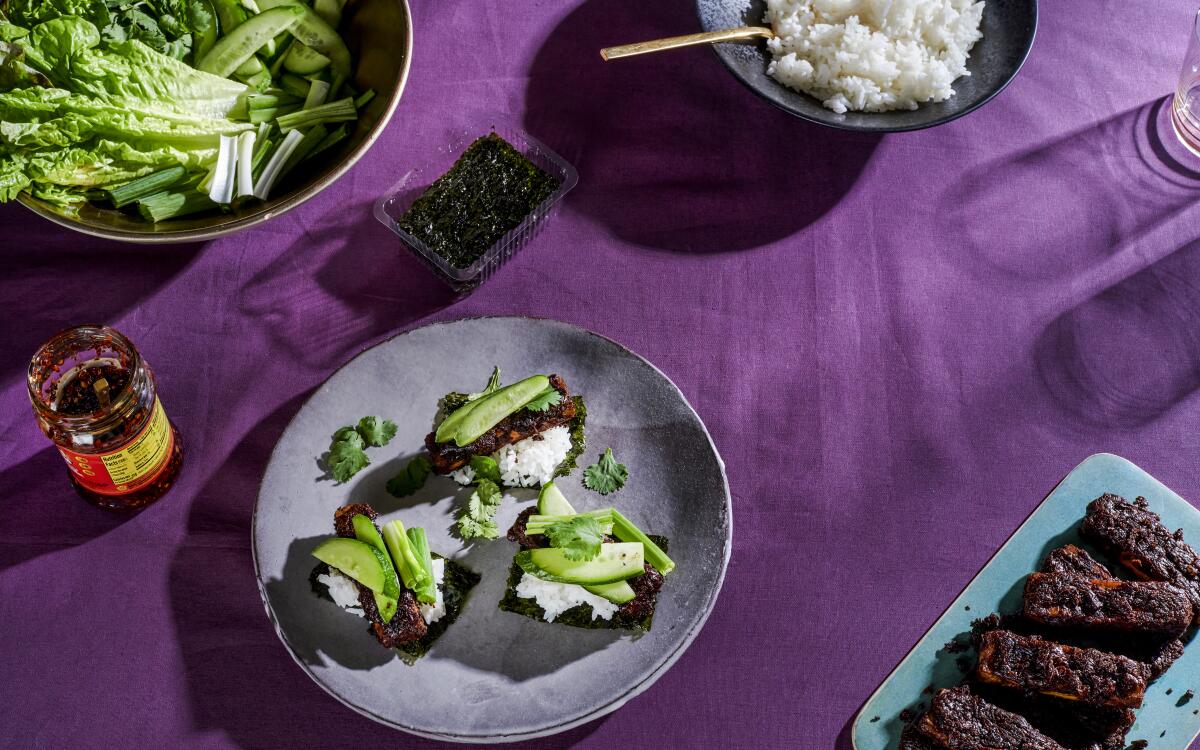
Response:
611,509,675,575
137,190,218,222
208,134,238,204
525,509,616,535
304,79,331,110
308,123,349,159
103,166,188,208
278,124,327,181
252,128,304,200
276,97,356,131
405,527,437,604
235,131,256,199
354,88,375,109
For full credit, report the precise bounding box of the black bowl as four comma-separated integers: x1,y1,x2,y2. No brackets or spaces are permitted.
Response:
695,0,1037,132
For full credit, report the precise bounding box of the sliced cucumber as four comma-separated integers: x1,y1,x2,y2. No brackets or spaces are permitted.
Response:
586,580,637,604
212,0,248,32
537,481,575,516
516,542,644,586
313,0,342,27
233,54,265,77
279,72,312,98
257,0,351,76
198,6,305,78
311,537,386,593
283,42,331,75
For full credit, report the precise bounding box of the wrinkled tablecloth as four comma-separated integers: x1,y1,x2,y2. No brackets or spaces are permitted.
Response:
3,0,1200,747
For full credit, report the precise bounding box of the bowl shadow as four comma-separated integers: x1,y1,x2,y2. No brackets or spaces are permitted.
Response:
523,0,881,254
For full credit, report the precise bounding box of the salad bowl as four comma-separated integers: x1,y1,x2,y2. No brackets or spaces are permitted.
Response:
16,0,412,244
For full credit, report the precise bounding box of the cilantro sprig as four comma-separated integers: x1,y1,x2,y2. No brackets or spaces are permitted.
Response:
386,456,432,498
582,448,628,495
523,387,562,413
457,479,504,540
544,515,606,561
469,455,502,485
468,366,502,402
324,416,399,483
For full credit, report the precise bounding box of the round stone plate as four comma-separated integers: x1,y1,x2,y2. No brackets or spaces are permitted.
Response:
253,317,732,743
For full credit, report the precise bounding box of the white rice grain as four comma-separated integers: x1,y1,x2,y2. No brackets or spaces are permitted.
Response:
449,425,572,488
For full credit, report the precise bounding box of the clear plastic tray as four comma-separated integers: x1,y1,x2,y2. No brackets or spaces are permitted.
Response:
374,127,578,292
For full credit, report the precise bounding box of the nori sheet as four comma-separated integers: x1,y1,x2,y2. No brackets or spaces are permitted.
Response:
311,554,480,663
498,535,669,632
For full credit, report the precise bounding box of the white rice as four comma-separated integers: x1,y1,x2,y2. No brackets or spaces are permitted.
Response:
764,0,985,113
449,425,572,488
322,559,447,625
419,558,447,625
514,573,619,622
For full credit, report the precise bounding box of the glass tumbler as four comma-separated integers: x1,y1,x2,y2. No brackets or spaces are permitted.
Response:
1172,9,1200,157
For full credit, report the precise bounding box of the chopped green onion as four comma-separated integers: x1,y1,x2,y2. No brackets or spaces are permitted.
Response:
236,131,256,198
382,520,431,593
354,88,375,109
275,96,356,131
101,166,187,209
137,190,218,222
525,509,615,535
308,123,349,159
304,79,331,109
278,124,327,180
279,73,311,98
208,134,238,204
405,527,437,604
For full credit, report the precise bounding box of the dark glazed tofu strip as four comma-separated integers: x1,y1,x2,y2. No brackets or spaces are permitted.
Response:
973,681,1135,750
976,630,1149,709
916,686,1066,749
425,374,576,474
1081,493,1200,622
1023,573,1194,636
1041,545,1113,579
899,724,943,750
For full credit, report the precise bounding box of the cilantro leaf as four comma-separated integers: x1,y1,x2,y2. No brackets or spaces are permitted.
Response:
327,429,369,483
544,516,605,561
469,455,502,485
468,366,502,401
386,456,432,498
523,387,562,413
357,416,398,447
457,479,505,540
582,448,628,495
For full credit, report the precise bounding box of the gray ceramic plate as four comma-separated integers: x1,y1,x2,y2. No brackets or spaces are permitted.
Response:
253,317,731,743
696,0,1037,132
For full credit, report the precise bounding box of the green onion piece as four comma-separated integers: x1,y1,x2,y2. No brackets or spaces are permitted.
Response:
382,520,431,593
103,166,187,209
279,73,311,98
269,37,295,77
304,79,331,110
247,93,299,111
137,190,218,222
525,509,615,535
611,509,675,575
405,527,437,604
251,136,277,184
278,124,327,181
252,128,304,200
354,88,375,109
308,123,349,159
236,131,256,199
276,96,356,131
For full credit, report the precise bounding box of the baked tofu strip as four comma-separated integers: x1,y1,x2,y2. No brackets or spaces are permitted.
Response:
1024,573,1193,637
1041,544,1113,579
1082,493,1200,623
976,630,1149,709
916,686,1065,750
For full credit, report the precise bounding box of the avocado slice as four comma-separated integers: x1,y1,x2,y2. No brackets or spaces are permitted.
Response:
435,375,550,447
516,542,644,586
312,537,386,593
351,514,402,621
533,483,633,603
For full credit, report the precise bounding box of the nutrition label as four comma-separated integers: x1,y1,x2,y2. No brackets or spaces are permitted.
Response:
59,398,174,495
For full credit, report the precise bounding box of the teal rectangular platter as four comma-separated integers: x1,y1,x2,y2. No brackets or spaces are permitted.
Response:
852,453,1200,750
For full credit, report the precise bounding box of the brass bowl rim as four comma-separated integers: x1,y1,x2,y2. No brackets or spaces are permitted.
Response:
15,0,413,245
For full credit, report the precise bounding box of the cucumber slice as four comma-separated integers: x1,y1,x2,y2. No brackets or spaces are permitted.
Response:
256,0,351,75
312,537,386,593
279,72,312,98
283,43,331,75
516,543,645,586
586,580,636,604
212,0,248,32
234,55,265,77
198,6,305,78
537,481,575,516
313,0,342,27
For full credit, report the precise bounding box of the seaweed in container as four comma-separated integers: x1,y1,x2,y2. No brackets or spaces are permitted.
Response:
395,133,560,269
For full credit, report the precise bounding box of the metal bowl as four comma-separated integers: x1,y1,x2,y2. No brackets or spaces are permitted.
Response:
696,0,1037,133
17,0,413,243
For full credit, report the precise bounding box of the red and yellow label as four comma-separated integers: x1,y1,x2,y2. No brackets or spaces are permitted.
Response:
58,398,174,496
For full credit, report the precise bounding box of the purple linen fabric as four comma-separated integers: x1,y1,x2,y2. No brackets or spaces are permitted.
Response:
3,0,1200,747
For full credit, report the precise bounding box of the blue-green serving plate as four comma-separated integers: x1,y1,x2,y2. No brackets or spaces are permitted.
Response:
852,453,1200,750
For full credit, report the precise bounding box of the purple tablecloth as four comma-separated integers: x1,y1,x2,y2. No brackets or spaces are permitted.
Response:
4,0,1200,747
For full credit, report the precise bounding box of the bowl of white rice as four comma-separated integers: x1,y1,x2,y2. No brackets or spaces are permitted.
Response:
696,0,1036,131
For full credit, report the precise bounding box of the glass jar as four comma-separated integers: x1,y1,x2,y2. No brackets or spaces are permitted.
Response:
27,325,184,511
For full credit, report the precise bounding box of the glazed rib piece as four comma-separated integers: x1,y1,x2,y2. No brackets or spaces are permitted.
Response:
973,682,1134,750
1023,573,1193,637
916,686,1066,749
1081,494,1200,622
332,503,427,648
976,630,1149,709
425,374,576,474
1041,545,1113,579
899,724,943,750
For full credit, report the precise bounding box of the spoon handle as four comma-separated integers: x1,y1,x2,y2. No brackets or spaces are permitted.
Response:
600,26,774,61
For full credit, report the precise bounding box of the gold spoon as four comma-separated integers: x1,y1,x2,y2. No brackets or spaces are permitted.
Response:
600,27,774,61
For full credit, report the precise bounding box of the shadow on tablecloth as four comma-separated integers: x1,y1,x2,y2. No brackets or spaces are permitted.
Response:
523,0,881,255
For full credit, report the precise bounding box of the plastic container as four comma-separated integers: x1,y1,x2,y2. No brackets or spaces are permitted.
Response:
374,127,578,292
